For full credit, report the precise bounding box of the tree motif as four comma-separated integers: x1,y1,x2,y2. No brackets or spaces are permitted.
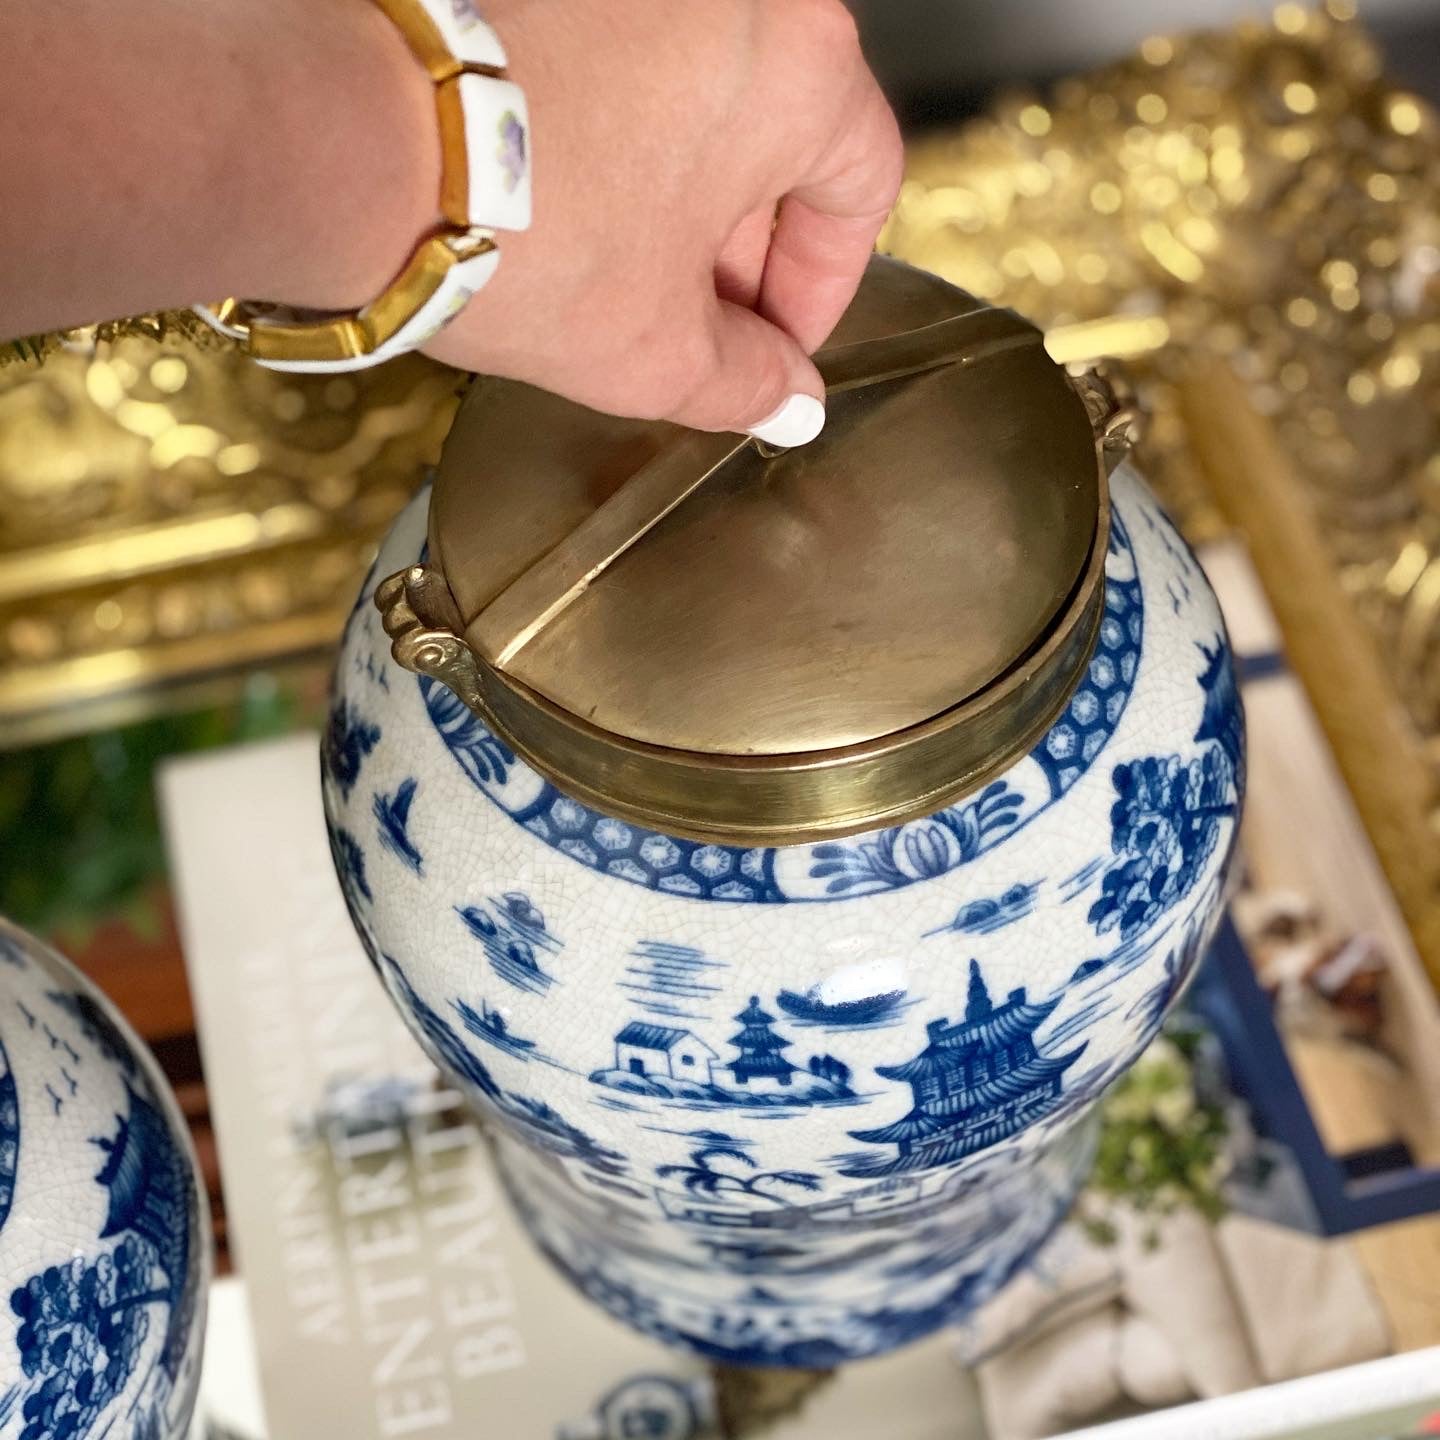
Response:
1089,747,1235,940
323,701,380,799
657,1145,821,1207
10,1237,166,1440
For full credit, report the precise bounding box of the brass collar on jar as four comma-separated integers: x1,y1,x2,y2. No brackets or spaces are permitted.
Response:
378,257,1129,846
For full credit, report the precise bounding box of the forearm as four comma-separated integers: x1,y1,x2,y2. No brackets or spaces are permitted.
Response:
0,0,438,338
3,0,901,439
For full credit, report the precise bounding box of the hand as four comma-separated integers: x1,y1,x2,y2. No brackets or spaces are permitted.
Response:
0,0,900,446
423,0,904,443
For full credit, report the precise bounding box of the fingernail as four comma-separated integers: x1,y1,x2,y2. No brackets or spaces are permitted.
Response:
746,394,826,449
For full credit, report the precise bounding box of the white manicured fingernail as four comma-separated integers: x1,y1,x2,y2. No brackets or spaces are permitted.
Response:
746,393,826,449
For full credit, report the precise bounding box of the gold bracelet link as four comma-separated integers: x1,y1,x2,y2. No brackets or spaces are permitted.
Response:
194,0,527,372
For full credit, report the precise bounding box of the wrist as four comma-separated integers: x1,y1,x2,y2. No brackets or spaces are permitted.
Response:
205,0,534,371
233,0,441,313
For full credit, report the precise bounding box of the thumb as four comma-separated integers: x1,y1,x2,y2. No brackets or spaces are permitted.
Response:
667,298,827,447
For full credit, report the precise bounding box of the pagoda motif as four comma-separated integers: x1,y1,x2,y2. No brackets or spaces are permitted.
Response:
727,996,797,1089
843,961,1086,1178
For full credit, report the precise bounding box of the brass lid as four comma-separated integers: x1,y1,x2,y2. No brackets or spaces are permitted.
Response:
380,257,1123,845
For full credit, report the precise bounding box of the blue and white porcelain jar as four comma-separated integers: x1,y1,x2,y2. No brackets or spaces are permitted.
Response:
0,918,208,1439
323,259,1243,1366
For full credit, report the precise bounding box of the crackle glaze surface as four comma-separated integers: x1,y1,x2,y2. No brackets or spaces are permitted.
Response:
322,464,1243,1365
0,919,208,1440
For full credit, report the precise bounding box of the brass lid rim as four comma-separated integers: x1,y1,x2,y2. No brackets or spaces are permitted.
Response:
430,468,1110,846
372,260,1141,848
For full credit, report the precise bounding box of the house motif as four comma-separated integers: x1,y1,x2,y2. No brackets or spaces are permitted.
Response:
845,960,1086,1177
614,1023,717,1084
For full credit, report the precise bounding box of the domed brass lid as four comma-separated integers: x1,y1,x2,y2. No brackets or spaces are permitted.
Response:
378,257,1128,845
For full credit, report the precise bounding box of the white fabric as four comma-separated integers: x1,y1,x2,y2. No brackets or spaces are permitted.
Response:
1116,1314,1193,1409
1217,1215,1390,1383
965,1208,1396,1437
954,1227,1121,1367
1115,1210,1261,1399
977,1304,1126,1440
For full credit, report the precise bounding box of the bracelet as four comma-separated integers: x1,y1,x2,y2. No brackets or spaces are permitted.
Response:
194,0,530,373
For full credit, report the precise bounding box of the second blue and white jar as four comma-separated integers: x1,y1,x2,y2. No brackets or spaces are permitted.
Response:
322,258,1243,1366
0,918,209,1440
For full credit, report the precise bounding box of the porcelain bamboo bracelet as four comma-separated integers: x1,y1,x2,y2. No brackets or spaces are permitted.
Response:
194,0,530,373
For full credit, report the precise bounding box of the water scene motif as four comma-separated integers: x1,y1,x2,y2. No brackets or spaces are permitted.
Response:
623,942,724,1023
456,999,538,1059
430,885,1223,1361
509,1144,1083,1368
456,891,562,995
773,987,910,1029
383,956,624,1175
926,882,1039,938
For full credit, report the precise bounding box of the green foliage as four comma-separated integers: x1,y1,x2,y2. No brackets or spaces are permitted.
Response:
0,677,308,940
1083,1022,1230,1243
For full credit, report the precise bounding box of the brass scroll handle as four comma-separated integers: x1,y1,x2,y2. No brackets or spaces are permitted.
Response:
375,562,485,716
1070,363,1144,476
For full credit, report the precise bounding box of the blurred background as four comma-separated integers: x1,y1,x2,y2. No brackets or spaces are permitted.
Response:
853,0,1440,121
4,3,1440,1420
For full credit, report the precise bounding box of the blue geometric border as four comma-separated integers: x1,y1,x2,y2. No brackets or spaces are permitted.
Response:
422,512,1143,903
